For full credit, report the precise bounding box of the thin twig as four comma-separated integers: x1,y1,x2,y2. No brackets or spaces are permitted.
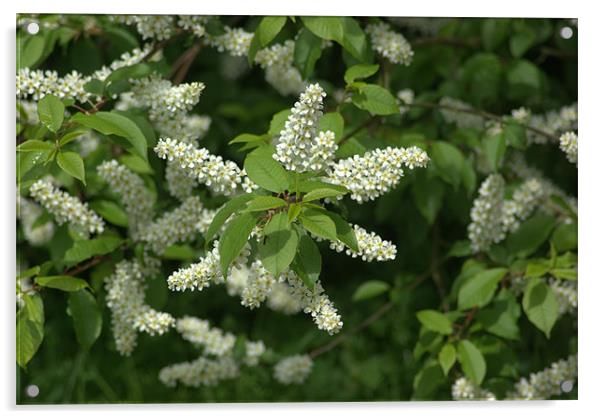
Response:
339,116,380,145
64,255,104,276
170,42,202,84
409,101,558,142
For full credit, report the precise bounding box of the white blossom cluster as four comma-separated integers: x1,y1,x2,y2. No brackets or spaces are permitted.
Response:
176,15,209,38
439,97,485,129
365,22,414,65
451,377,497,401
329,224,397,262
74,131,101,157
17,44,154,102
240,261,279,309
155,138,247,196
140,196,206,254
112,15,175,40
511,107,531,124
130,75,205,118
159,355,239,387
244,341,266,366
273,354,314,385
255,40,305,96
467,174,506,253
207,26,254,57
283,273,343,335
559,131,578,164
97,160,154,239
524,104,578,145
507,355,577,400
91,44,156,82
105,259,175,356
549,278,577,315
176,316,236,357
501,178,545,233
29,179,104,235
397,88,415,116
326,146,429,203
16,195,55,246
266,282,304,315
273,83,337,172
17,101,39,125
166,242,250,292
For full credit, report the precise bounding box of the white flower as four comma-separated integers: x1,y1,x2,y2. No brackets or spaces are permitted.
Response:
365,22,413,65
273,83,337,172
140,196,206,254
397,88,414,115
159,356,239,387
329,224,397,262
507,355,577,400
97,160,155,239
113,15,175,40
240,260,277,309
326,146,429,203
177,15,209,38
273,354,313,385
155,138,244,196
244,341,266,366
467,174,505,253
255,40,305,96
207,26,253,57
501,178,544,233
549,278,577,315
451,377,497,401
266,282,304,315
105,259,175,356
559,131,578,164
439,97,485,129
17,195,54,246
176,316,236,357
29,179,104,235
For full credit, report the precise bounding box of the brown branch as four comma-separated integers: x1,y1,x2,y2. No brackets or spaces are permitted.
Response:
169,42,202,84
63,255,104,277
339,116,380,145
309,301,394,359
409,101,558,142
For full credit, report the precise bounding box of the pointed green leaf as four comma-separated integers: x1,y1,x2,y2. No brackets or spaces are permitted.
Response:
416,310,453,335
68,290,102,350
457,340,486,386
299,208,338,241
37,94,65,133
17,294,44,368
205,194,256,245
294,28,323,79
352,280,390,301
90,200,128,227
64,237,124,267
244,147,289,193
244,196,287,212
259,227,299,276
458,268,507,310
344,64,379,85
35,275,90,292
218,212,257,277
522,278,559,338
438,343,456,376
291,233,322,290
57,151,86,184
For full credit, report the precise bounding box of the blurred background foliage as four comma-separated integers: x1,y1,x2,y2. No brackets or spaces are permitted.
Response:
16,14,577,403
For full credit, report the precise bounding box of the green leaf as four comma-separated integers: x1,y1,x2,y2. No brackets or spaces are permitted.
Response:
18,35,45,68
413,359,445,400
297,180,348,194
59,129,89,147
291,234,322,290
293,28,323,79
17,140,55,153
482,132,506,172
105,62,152,84
416,310,453,335
503,123,527,150
481,18,511,51
457,340,487,386
71,111,148,161
301,16,344,43
84,79,105,96
352,84,399,115
431,141,465,189
256,16,287,47
301,17,370,61
218,212,258,277
299,208,338,242
551,222,577,253
522,278,559,338
268,109,292,136
18,266,40,280
68,290,102,350
303,187,347,202
458,268,507,310
510,29,536,58
263,212,288,235
57,151,86,184
344,64,379,85
412,174,444,225
525,261,550,278
476,290,521,340
119,153,154,175
550,268,577,281
244,147,289,193
17,294,44,368
287,203,302,224
90,200,129,227
506,59,541,101
259,227,299,277
37,94,65,133
205,194,255,245
506,215,556,258
324,211,359,252
352,280,390,301
244,196,287,212
229,133,270,145
318,112,344,142
162,244,196,260
438,343,456,376
64,237,124,266
35,275,89,292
